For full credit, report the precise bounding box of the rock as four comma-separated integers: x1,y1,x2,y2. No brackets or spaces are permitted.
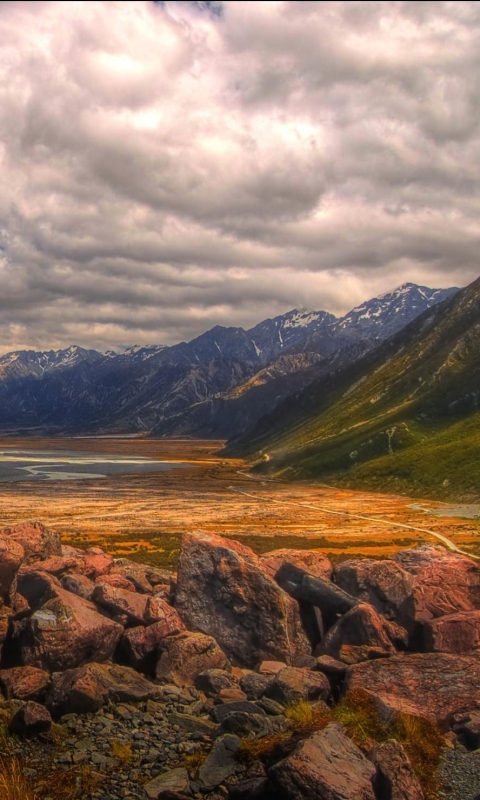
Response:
424,610,480,654
228,761,268,800
239,673,273,700
346,652,480,728
198,734,241,791
0,536,24,600
46,661,162,716
393,546,480,621
0,666,51,702
258,661,287,675
144,767,191,799
145,595,183,627
274,563,359,631
175,532,309,668
2,522,62,563
337,645,392,665
318,604,399,662
335,559,415,627
91,583,149,625
8,701,52,737
211,701,266,724
216,687,248,703
95,573,136,592
82,548,114,579
195,669,239,697
167,712,216,737
20,586,123,671
452,710,480,750
122,613,185,672
266,667,330,705
16,570,61,609
315,655,346,677
371,740,424,800
21,555,82,577
217,710,288,739
61,573,95,600
156,632,230,687
260,550,333,581
110,560,154,593
269,722,376,800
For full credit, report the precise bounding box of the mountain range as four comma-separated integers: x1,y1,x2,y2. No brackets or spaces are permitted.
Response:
0,283,457,438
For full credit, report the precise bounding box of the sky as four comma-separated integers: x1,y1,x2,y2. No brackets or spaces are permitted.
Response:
1,0,480,354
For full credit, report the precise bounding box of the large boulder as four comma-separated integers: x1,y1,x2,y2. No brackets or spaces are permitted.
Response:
371,740,424,800
335,559,415,627
318,604,401,663
60,573,95,600
393,546,480,621
91,583,149,625
0,666,51,702
2,522,61,563
82,548,114,580
423,610,480,654
175,532,310,667
260,550,332,581
266,667,330,705
109,560,156,593
8,701,52,738
122,612,185,673
16,570,61,610
144,767,191,800
269,722,376,799
156,631,230,687
20,586,123,672
0,536,24,600
46,661,162,717
346,652,480,728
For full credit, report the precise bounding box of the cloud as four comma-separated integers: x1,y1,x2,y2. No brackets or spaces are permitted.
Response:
0,0,479,353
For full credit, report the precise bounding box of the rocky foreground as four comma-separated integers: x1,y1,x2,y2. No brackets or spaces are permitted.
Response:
0,524,479,799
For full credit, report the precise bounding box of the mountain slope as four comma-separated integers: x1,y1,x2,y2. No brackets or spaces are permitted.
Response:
228,276,480,500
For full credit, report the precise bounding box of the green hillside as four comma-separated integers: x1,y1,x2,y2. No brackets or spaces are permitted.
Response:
228,276,480,501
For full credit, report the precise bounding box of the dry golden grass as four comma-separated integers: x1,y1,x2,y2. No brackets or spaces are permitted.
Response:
389,712,445,800
285,699,330,736
110,739,133,765
0,756,38,800
183,749,207,777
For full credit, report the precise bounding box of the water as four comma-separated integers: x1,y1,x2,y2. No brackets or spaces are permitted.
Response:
0,449,192,482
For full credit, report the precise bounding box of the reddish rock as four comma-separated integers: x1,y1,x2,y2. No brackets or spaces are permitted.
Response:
267,667,330,705
335,559,415,626
260,549,333,581
315,655,346,677
145,595,180,626
452,710,480,749
60,573,95,600
346,652,480,728
239,672,273,700
20,586,123,672
424,610,480,654
258,661,287,675
11,592,30,620
195,669,239,697
337,645,392,665
0,536,24,600
175,532,310,668
21,555,81,577
156,631,230,687
215,687,248,704
91,583,149,625
9,701,52,737
122,613,185,672
83,548,113,579
319,604,399,662
61,545,84,557
393,546,480,621
269,722,376,799
372,740,424,800
2,522,61,563
95,573,136,592
46,662,162,716
16,570,61,609
0,666,51,702
109,560,154,593
144,766,191,800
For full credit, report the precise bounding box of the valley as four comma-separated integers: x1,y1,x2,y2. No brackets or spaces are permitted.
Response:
0,437,478,568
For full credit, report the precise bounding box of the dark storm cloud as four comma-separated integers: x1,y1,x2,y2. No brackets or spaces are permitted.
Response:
0,0,478,353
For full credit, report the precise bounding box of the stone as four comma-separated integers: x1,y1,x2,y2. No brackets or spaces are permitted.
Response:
215,687,247,703
91,583,149,625
9,701,52,737
61,573,96,600
371,740,424,800
216,711,288,739
260,549,333,581
266,667,330,705
82,548,114,579
337,645,392,665
46,662,162,716
110,560,154,593
269,722,376,800
258,661,287,675
393,546,480,621
423,610,480,654
239,673,273,700
452,710,480,750
20,586,123,671
95,573,136,592
122,612,185,672
195,669,239,697
0,666,51,702
175,532,309,668
144,767,192,799
319,604,399,662
0,536,24,600
145,595,184,627
198,734,241,791
167,712,216,737
156,632,230,687
2,522,61,563
335,559,415,626
315,655,346,677
346,652,480,728
211,701,266,724
16,570,61,609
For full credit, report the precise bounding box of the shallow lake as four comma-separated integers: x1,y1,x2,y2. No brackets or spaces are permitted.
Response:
0,449,192,482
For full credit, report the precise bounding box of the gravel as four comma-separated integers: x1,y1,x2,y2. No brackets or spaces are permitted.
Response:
438,746,480,800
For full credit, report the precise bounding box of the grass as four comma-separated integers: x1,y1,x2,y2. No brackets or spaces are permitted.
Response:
110,739,133,766
0,756,37,800
238,691,445,799
183,749,207,777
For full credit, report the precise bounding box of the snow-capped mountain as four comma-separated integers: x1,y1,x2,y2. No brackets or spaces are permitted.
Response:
0,345,105,384
247,309,336,361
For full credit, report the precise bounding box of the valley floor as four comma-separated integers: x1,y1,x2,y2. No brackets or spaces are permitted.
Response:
0,437,478,566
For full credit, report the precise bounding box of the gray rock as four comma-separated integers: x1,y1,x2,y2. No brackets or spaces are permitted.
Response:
211,701,266,724
198,734,241,792
144,766,192,799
